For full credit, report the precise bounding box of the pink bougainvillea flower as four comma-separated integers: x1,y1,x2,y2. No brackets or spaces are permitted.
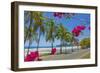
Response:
30,51,39,61
24,54,32,62
76,25,86,31
30,52,37,60
51,48,57,55
24,51,42,62
72,25,86,37
72,27,81,36
34,51,42,61
31,51,39,57
76,26,83,30
80,25,86,30
72,30,80,37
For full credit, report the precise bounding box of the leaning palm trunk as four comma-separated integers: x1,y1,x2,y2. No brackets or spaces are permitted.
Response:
24,33,29,58
25,12,33,58
36,30,41,58
51,40,54,50
51,31,54,54
51,40,54,54
26,30,32,57
24,38,27,58
60,39,63,54
26,40,31,57
24,32,29,44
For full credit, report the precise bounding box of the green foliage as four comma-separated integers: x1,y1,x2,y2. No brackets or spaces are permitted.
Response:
45,19,56,42
56,24,66,39
31,11,45,34
79,38,90,49
56,24,73,43
55,24,73,53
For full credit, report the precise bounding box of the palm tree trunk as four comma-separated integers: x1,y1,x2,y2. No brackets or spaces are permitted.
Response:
51,40,54,55
26,40,31,56
24,38,27,58
24,29,31,58
26,12,33,41
37,30,41,55
60,39,62,54
24,35,28,44
24,12,33,58
72,42,74,52
51,40,53,50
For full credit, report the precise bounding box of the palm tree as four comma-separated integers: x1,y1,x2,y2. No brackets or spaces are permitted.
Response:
24,11,33,57
56,24,68,54
32,12,45,53
63,32,73,53
45,19,57,52
24,11,30,44
24,11,38,57
25,27,37,56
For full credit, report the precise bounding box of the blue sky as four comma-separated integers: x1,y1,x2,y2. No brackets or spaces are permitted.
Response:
24,11,90,48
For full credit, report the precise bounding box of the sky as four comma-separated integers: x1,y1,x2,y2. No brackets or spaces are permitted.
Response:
24,11,90,48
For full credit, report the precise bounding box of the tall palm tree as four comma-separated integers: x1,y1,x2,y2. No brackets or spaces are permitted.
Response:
24,11,30,44
45,19,57,51
24,11,33,57
32,12,45,53
56,24,68,54
24,11,38,57
25,27,37,56
63,32,73,53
